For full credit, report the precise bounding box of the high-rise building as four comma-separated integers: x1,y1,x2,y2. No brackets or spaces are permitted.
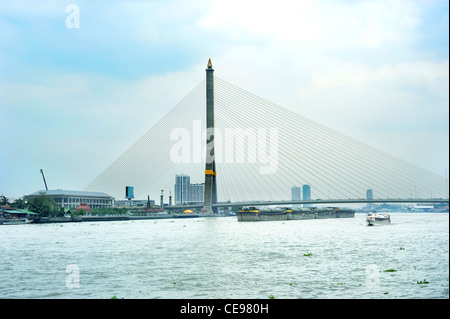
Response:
303,185,311,207
366,189,375,210
174,174,204,204
175,174,190,204
189,183,205,204
291,186,301,208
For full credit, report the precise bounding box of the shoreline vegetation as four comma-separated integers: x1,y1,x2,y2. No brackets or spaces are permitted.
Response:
0,194,213,224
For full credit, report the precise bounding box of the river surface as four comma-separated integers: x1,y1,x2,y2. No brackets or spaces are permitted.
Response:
0,213,448,299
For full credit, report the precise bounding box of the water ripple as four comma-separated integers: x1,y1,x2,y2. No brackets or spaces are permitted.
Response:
0,213,448,299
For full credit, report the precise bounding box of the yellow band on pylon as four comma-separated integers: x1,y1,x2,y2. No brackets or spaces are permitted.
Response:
205,170,216,176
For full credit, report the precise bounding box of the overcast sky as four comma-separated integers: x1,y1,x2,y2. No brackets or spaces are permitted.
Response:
1,0,448,199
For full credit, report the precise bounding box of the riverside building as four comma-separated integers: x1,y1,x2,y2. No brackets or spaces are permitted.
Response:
174,174,204,204
24,189,114,210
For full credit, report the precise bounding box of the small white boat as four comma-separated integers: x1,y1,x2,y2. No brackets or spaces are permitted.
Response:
366,212,391,226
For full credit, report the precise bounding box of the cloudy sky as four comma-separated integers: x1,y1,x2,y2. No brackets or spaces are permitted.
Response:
1,0,448,199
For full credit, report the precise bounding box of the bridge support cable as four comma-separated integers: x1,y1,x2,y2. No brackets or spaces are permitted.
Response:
215,79,397,196
215,100,335,200
84,74,448,202
213,77,448,201
85,80,207,198
215,78,398,199
215,79,360,199
214,97,310,200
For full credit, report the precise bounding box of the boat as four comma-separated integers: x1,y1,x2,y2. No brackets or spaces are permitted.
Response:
237,206,355,222
258,207,287,221
366,212,391,226
0,209,35,225
0,218,32,225
173,214,199,218
236,207,260,221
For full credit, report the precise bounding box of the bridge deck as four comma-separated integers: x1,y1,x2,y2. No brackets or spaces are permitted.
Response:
166,198,449,210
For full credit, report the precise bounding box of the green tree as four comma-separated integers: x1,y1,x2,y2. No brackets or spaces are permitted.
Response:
0,195,10,206
72,208,85,216
26,193,60,217
12,198,26,209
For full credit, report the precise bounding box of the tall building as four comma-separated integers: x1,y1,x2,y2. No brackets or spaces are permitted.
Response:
366,189,374,210
174,175,204,204
189,183,205,204
291,186,301,208
175,174,190,204
303,185,311,207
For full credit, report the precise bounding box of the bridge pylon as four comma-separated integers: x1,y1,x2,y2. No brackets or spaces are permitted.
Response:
203,58,218,214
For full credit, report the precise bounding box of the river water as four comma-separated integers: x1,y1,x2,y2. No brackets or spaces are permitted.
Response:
0,213,448,299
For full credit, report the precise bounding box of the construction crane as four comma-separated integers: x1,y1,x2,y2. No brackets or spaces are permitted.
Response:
40,169,48,190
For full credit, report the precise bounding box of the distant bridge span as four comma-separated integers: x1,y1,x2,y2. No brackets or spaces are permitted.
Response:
166,198,449,210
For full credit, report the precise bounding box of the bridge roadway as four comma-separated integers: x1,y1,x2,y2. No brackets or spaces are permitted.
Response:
166,198,449,210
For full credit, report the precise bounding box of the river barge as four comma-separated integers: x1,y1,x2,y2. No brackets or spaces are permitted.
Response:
236,207,260,221
258,207,287,221
237,206,355,222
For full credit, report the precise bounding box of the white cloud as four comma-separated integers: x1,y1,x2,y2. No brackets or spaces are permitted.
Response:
303,60,449,95
198,0,424,51
198,0,322,43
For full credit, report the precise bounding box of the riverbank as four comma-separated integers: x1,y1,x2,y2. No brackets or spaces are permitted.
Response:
32,213,226,223
26,210,449,224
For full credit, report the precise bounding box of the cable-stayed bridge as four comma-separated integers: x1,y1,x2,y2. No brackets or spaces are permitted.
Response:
85,60,449,210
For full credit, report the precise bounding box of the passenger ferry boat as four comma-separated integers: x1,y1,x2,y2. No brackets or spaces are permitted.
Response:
366,212,391,226
0,209,36,225
0,218,32,225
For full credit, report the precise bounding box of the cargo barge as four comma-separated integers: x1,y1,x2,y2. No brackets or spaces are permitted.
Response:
236,206,354,222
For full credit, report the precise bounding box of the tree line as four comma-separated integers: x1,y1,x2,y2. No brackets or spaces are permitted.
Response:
1,194,133,217
1,194,65,217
